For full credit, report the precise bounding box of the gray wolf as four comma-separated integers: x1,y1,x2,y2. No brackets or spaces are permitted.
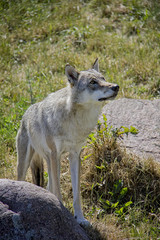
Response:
16,59,119,225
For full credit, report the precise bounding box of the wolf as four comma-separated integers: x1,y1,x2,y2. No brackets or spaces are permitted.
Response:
16,59,119,225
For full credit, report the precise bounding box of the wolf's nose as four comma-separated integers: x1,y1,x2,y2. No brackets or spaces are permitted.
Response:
111,85,119,92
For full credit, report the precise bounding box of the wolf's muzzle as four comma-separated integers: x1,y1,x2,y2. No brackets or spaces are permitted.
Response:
111,85,119,92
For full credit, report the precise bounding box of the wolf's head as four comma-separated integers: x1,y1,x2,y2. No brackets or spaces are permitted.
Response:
65,59,119,104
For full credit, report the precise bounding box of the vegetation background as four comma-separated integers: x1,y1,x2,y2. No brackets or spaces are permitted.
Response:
0,0,160,239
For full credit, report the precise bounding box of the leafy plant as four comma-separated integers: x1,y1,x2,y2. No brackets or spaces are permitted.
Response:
88,114,138,146
99,179,132,216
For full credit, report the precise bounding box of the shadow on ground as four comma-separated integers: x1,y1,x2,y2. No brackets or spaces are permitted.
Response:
82,224,105,240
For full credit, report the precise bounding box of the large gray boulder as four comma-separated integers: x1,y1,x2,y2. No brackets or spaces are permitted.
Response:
101,98,160,162
0,179,89,240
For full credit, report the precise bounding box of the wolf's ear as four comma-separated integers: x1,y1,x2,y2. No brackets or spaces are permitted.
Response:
65,64,79,87
92,58,99,72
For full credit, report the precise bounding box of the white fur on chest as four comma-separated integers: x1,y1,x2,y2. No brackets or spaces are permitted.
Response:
55,103,101,154
64,102,101,143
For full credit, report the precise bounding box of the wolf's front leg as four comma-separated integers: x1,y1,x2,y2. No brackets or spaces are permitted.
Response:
46,151,62,202
69,149,90,226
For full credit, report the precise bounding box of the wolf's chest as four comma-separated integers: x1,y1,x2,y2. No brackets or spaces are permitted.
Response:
64,106,101,142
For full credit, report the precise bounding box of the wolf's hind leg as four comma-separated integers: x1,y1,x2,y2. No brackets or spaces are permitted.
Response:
16,128,34,181
30,153,44,187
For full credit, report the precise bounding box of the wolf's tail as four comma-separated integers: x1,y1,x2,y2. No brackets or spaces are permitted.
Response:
30,153,44,187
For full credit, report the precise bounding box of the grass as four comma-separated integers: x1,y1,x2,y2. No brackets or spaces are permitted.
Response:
0,0,160,239
80,118,160,239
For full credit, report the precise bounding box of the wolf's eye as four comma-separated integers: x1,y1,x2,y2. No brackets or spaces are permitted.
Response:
89,80,97,85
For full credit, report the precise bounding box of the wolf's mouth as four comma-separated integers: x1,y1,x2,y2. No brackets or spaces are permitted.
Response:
98,97,109,101
98,93,118,101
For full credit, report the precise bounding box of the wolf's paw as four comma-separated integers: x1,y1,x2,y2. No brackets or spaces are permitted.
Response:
75,216,90,227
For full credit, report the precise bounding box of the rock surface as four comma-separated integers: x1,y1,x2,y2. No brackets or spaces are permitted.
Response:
0,179,89,240
101,98,160,162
